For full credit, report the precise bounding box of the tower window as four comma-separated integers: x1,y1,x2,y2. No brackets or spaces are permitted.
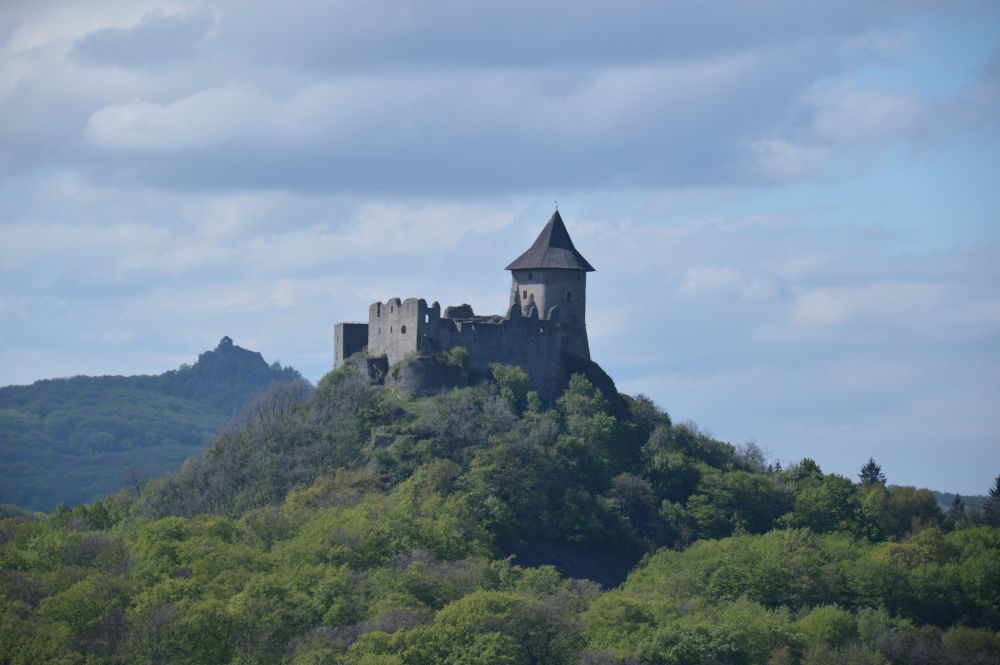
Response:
566,291,572,302
377,303,381,316
523,290,528,299
401,325,407,334
424,314,429,323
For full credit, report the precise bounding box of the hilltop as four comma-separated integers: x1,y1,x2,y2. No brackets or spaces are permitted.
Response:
0,337,306,511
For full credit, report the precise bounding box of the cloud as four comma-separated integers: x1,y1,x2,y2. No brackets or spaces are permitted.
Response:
71,9,215,68
680,266,783,301
788,281,947,329
6,1,996,194
806,85,925,145
85,82,277,149
747,139,830,182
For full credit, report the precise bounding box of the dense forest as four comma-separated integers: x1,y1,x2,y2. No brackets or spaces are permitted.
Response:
1,362,998,664
0,337,304,510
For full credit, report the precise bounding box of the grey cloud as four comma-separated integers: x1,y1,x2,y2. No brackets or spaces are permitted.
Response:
208,0,939,72
71,9,214,68
6,1,997,194
76,50,830,193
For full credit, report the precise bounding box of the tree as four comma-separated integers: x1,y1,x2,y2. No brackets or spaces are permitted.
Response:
125,466,150,497
490,364,531,415
985,475,1000,527
947,495,966,529
858,458,886,486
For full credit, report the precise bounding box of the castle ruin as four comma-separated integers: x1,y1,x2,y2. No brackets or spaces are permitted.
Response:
334,211,607,401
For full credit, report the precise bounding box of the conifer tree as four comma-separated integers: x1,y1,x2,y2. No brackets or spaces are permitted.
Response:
948,494,966,528
858,458,886,485
986,475,1000,527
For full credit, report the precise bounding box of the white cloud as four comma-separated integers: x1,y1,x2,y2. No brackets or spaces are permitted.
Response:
788,281,947,329
85,82,276,149
747,139,829,181
680,266,782,301
806,85,925,145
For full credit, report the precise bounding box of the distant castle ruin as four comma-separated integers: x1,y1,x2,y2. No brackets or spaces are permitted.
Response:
334,211,615,401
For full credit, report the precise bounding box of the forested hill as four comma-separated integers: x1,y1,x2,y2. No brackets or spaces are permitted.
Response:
3,365,997,664
0,337,306,511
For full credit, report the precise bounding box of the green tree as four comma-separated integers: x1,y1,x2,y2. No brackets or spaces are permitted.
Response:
985,475,1000,527
789,475,858,534
490,364,531,415
797,605,857,648
947,494,966,529
858,458,886,486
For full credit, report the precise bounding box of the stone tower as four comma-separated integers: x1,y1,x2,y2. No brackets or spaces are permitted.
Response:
506,210,595,360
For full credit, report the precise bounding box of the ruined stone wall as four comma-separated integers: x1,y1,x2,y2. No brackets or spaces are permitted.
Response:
366,298,438,366
334,322,369,367
423,307,569,400
362,295,591,400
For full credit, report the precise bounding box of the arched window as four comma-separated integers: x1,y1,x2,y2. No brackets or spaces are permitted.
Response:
424,314,429,323
566,291,572,302
401,325,407,334
523,290,528,299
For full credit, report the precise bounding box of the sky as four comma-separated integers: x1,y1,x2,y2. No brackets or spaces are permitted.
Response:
1,1,998,495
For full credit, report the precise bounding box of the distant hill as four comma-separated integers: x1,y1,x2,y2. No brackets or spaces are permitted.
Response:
0,337,307,511
932,489,987,512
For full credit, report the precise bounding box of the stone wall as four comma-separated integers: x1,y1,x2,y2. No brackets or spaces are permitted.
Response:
334,322,369,367
358,291,591,400
366,298,426,366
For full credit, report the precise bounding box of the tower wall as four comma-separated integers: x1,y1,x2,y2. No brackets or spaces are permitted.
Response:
510,268,587,324
510,268,590,361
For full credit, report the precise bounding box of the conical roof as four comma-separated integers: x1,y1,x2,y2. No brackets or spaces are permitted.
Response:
505,210,595,272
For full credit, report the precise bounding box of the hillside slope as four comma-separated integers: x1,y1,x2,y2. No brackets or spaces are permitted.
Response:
0,337,305,511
